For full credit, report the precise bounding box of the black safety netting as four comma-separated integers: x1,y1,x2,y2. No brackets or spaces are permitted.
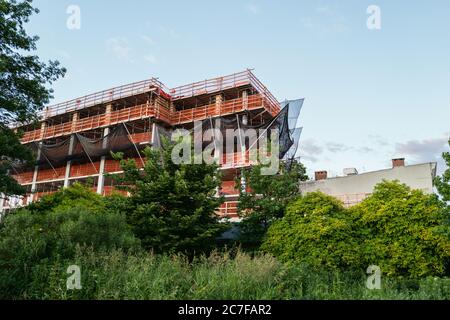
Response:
34,123,140,166
170,101,302,161
152,124,172,149
76,123,133,159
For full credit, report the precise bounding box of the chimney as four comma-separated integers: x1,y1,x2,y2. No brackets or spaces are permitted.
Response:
315,171,328,181
392,158,405,168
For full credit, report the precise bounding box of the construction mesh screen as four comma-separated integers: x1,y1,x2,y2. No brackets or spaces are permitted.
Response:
35,123,137,166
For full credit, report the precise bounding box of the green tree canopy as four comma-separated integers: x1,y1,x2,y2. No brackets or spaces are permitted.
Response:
237,160,308,249
353,180,450,278
435,138,450,202
261,191,361,270
0,0,66,196
0,183,138,298
262,181,450,278
112,141,228,255
1,0,65,124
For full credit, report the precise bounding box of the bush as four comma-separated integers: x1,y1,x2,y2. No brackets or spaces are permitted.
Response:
353,180,450,278
237,161,308,249
261,192,361,270
262,181,450,279
0,185,139,299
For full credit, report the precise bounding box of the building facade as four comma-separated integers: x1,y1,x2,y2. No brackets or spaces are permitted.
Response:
300,158,437,207
2,70,297,220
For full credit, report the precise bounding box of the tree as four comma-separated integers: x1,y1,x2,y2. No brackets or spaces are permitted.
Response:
237,160,308,249
112,142,228,255
0,125,33,196
435,138,450,202
262,181,450,278
0,183,138,299
0,0,66,196
353,180,450,278
261,191,361,270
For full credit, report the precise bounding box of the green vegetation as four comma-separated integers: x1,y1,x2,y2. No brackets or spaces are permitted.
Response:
435,139,450,202
261,191,361,270
263,181,450,278
237,160,308,249
2,248,449,300
111,142,227,255
0,0,66,196
0,184,139,298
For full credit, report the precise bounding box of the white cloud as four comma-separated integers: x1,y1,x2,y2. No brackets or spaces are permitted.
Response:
395,137,448,163
106,37,132,62
245,3,261,15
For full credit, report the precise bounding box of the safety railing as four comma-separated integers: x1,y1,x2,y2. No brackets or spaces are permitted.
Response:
37,166,66,182
11,171,34,184
218,201,239,217
171,93,269,125
70,161,101,178
40,78,166,120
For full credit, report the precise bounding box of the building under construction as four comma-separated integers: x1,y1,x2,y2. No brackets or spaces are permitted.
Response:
1,70,303,220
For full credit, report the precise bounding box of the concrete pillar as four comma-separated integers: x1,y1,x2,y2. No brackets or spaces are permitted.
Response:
96,127,109,195
0,193,4,215
71,112,79,133
242,90,248,110
97,105,112,195
215,94,222,114
151,122,156,146
105,103,112,125
31,143,42,199
64,113,79,188
39,121,47,140
64,134,76,188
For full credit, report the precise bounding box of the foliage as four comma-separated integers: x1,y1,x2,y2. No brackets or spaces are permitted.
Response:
7,248,450,300
435,138,450,202
112,141,227,255
261,191,361,269
0,184,138,299
237,160,308,249
0,123,34,196
353,180,450,278
262,181,450,278
0,0,65,196
0,0,66,124
27,182,105,214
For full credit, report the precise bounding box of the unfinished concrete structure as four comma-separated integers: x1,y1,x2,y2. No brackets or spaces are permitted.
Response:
3,70,301,220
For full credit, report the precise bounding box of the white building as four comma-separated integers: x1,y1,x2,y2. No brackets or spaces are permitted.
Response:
299,158,437,207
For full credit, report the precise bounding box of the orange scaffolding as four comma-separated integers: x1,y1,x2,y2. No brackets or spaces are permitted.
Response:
9,70,282,215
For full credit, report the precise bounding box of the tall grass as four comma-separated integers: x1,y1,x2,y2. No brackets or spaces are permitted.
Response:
19,248,449,300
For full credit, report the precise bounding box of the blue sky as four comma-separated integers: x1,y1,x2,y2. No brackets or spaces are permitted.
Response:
29,0,450,177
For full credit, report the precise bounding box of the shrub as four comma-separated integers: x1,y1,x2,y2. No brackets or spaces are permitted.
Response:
261,191,361,270
237,161,308,249
353,180,450,278
0,185,139,299
262,181,450,279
